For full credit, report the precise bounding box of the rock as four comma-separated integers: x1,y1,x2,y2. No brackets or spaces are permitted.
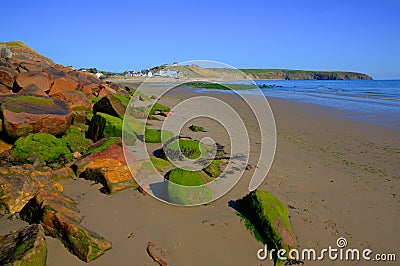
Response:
167,168,213,206
18,83,48,97
0,224,47,265
0,166,63,214
149,103,171,115
61,127,91,154
81,83,101,97
0,66,17,88
147,241,169,266
50,90,90,109
20,190,112,262
93,93,129,118
75,142,139,194
1,48,12,59
0,84,11,94
1,95,72,138
234,190,296,263
42,66,67,80
88,112,137,143
189,124,206,132
49,77,79,94
7,132,73,168
0,139,12,154
15,71,51,92
144,128,174,143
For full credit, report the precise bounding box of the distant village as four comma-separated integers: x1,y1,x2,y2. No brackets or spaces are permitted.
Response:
79,63,179,79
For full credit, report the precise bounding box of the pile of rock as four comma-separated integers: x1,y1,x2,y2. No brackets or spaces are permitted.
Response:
0,41,140,264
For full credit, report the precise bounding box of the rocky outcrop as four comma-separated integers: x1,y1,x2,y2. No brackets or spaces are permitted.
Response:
75,142,139,194
1,95,72,138
20,190,112,262
0,224,47,265
0,166,63,214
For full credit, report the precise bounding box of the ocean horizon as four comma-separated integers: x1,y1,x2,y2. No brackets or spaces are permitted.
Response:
196,80,400,130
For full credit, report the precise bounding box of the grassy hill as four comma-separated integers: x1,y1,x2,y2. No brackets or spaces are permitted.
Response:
167,65,372,80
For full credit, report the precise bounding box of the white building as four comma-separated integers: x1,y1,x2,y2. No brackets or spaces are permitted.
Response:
154,69,178,78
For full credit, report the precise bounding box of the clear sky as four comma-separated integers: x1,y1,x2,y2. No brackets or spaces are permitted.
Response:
3,0,400,79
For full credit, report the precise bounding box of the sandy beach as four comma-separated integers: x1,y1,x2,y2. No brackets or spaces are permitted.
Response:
1,82,398,265
8,81,400,265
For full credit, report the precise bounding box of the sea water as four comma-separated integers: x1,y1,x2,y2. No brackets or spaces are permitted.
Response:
198,80,400,129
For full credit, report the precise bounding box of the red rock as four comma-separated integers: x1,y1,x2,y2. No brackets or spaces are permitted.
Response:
18,84,48,97
1,95,72,138
0,84,11,94
49,77,79,94
20,189,112,262
75,142,139,194
15,71,51,92
98,86,117,98
0,166,63,214
81,83,102,97
49,90,90,109
0,66,17,88
147,241,169,266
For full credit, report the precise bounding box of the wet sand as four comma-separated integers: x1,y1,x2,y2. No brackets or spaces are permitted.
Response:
2,85,399,265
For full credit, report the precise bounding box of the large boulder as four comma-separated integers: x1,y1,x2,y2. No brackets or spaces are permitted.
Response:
234,190,296,264
75,142,139,194
0,224,47,265
20,190,112,262
88,112,137,144
0,84,10,94
50,90,90,109
0,66,17,88
15,71,51,92
0,166,63,214
6,132,74,168
167,168,213,206
1,95,72,138
49,77,79,94
18,83,48,97
93,93,129,118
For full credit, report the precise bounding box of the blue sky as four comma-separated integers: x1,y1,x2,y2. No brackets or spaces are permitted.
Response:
3,0,400,79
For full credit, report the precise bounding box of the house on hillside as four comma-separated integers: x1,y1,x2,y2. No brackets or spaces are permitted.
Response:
154,69,178,78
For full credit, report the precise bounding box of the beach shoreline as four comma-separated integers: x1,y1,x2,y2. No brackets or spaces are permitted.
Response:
1,83,398,265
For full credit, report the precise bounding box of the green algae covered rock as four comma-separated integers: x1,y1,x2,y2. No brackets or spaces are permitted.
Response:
149,102,171,115
167,168,214,206
0,224,47,266
89,112,137,144
10,132,73,167
93,93,129,118
144,128,173,143
163,139,214,161
61,127,91,153
203,160,221,178
235,190,296,265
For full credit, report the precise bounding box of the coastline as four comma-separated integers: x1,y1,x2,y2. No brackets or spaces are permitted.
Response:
21,84,398,265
